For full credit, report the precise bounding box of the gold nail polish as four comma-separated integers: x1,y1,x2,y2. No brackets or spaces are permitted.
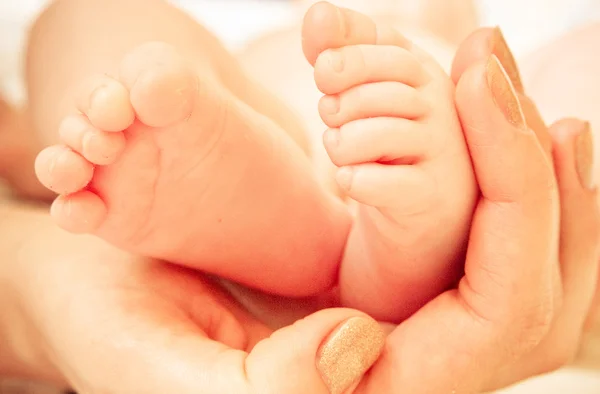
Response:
492,27,524,94
576,122,595,190
519,94,551,155
486,55,527,129
317,316,385,394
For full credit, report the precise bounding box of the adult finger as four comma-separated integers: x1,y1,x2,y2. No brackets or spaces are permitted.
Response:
450,27,522,93
485,119,600,390
455,56,558,332
550,119,598,305
42,260,385,394
96,306,384,394
450,26,552,156
355,56,558,394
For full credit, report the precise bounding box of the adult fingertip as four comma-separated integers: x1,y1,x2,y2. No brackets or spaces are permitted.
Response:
451,27,524,94
317,316,385,394
456,57,551,204
490,27,524,95
450,27,495,84
246,310,385,394
486,55,527,129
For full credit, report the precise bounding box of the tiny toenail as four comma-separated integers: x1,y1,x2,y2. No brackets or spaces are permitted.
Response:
327,50,345,73
321,95,340,115
89,84,108,111
336,167,354,191
63,198,73,217
48,147,69,176
491,27,524,94
82,132,103,158
324,128,341,148
82,131,97,146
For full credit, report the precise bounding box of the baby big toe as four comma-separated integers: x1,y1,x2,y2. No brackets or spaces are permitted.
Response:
119,41,198,128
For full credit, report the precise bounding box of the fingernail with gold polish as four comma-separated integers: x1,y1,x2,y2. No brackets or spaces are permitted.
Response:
576,122,595,190
492,27,524,94
317,316,385,394
486,55,527,129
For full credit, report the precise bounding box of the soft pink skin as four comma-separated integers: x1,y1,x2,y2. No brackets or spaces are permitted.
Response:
6,23,600,394
302,2,477,322
35,41,351,297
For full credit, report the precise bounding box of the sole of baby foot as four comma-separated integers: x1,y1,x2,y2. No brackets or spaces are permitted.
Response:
35,41,351,297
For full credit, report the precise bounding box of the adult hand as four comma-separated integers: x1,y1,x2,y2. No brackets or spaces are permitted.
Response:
345,23,598,393
300,5,599,390
453,27,600,391
3,17,598,394
3,208,385,394
229,43,600,392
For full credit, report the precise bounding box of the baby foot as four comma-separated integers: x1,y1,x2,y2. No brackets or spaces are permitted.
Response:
35,42,350,297
303,2,478,322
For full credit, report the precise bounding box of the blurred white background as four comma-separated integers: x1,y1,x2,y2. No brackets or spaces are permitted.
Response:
1,0,600,102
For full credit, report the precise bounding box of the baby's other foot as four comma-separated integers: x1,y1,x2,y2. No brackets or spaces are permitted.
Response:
304,2,478,322
35,42,350,297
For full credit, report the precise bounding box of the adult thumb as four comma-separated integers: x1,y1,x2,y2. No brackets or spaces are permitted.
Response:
245,309,385,394
106,308,386,394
